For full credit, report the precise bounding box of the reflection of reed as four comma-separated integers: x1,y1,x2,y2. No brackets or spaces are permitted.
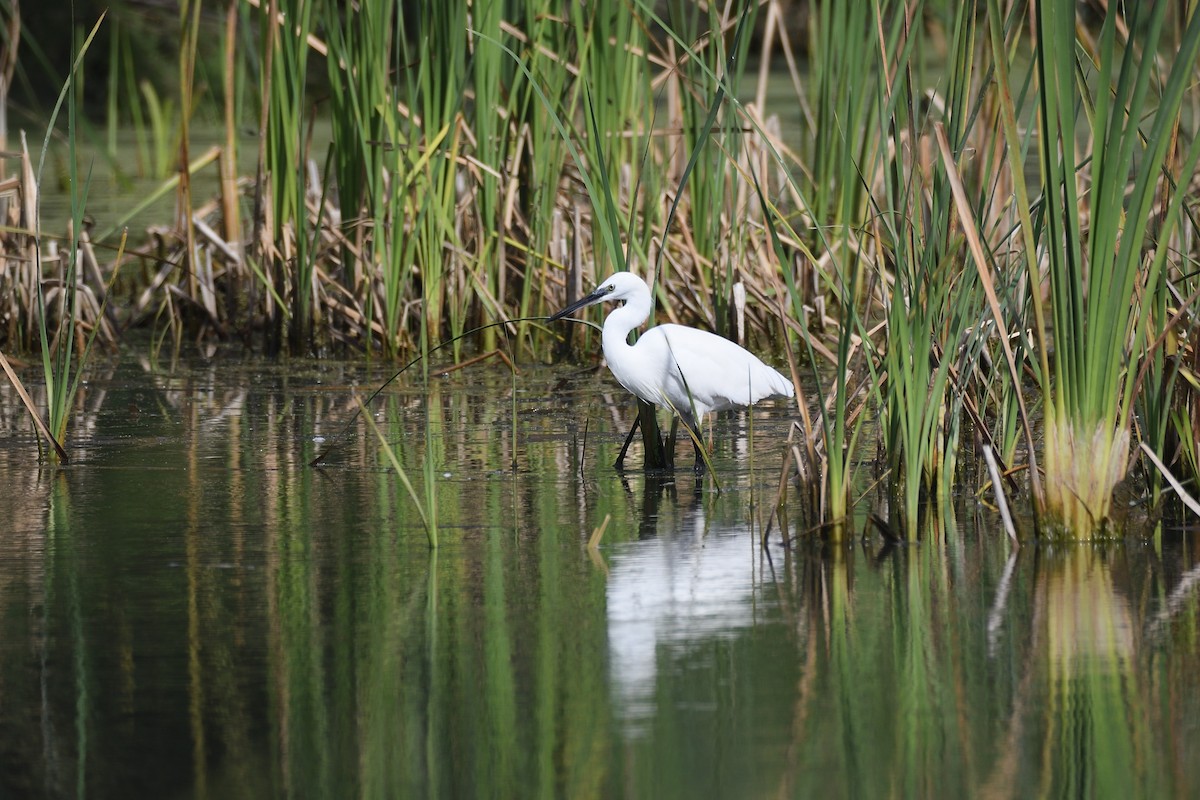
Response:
1145,559,1200,643
7,358,1200,796
774,547,839,800
1042,548,1134,668
1040,548,1142,797
1,359,631,795
0,362,112,459
0,387,53,796
983,547,1144,799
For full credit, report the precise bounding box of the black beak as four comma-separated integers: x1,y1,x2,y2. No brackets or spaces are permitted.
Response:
548,285,612,322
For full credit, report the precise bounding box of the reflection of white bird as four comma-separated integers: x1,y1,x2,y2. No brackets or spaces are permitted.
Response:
606,525,760,737
549,272,794,466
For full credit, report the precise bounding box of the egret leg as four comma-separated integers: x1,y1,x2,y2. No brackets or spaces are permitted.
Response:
678,412,707,474
614,414,642,470
692,434,707,474
691,431,705,474
636,399,669,470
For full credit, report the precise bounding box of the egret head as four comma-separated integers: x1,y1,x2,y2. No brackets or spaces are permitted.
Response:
548,272,648,321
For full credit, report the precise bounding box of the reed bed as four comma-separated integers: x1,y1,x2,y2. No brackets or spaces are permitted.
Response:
3,0,1200,540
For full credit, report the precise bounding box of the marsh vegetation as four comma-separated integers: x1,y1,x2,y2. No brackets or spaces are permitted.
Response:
2,3,1200,795
2,0,1200,541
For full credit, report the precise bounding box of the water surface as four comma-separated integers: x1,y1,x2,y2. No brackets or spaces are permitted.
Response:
0,349,1197,798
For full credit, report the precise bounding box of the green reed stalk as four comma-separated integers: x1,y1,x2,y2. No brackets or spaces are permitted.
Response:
1139,297,1175,509
118,25,152,177
219,0,243,270
666,0,758,336
137,80,177,179
1138,185,1200,514
750,162,862,532
258,0,314,351
875,1,989,534
469,0,507,355
1132,13,1200,509
35,15,104,452
726,33,868,530
178,0,203,304
322,1,393,351
876,1,945,534
946,43,1038,508
811,258,863,530
376,119,420,354
650,0,894,528
634,1,756,469
478,28,637,290
322,0,392,239
397,1,467,353
666,0,721,292
105,19,120,164
481,5,675,466
1028,2,1200,536
508,0,571,348
807,0,878,253
974,0,1048,508
572,0,653,274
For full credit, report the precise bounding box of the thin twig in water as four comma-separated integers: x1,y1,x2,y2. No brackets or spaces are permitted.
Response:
762,424,796,548
1139,441,1200,518
983,444,1018,542
431,348,516,377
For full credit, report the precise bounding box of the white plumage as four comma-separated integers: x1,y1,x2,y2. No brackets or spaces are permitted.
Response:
550,272,794,461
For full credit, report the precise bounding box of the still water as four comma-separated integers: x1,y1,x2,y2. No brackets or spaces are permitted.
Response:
0,348,1197,798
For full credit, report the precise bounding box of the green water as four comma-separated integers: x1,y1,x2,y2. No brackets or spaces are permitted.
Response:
0,350,1197,799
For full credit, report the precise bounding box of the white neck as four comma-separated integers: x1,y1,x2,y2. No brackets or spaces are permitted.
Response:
601,295,650,356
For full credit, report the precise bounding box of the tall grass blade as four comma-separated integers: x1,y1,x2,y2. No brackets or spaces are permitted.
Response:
33,12,105,453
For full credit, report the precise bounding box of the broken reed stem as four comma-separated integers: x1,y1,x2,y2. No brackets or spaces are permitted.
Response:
982,443,1017,543
588,514,611,550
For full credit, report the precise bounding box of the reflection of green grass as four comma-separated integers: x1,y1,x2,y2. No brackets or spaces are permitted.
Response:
12,372,1199,795
359,393,435,548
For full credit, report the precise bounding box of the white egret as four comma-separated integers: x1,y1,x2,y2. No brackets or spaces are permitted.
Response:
549,272,794,469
